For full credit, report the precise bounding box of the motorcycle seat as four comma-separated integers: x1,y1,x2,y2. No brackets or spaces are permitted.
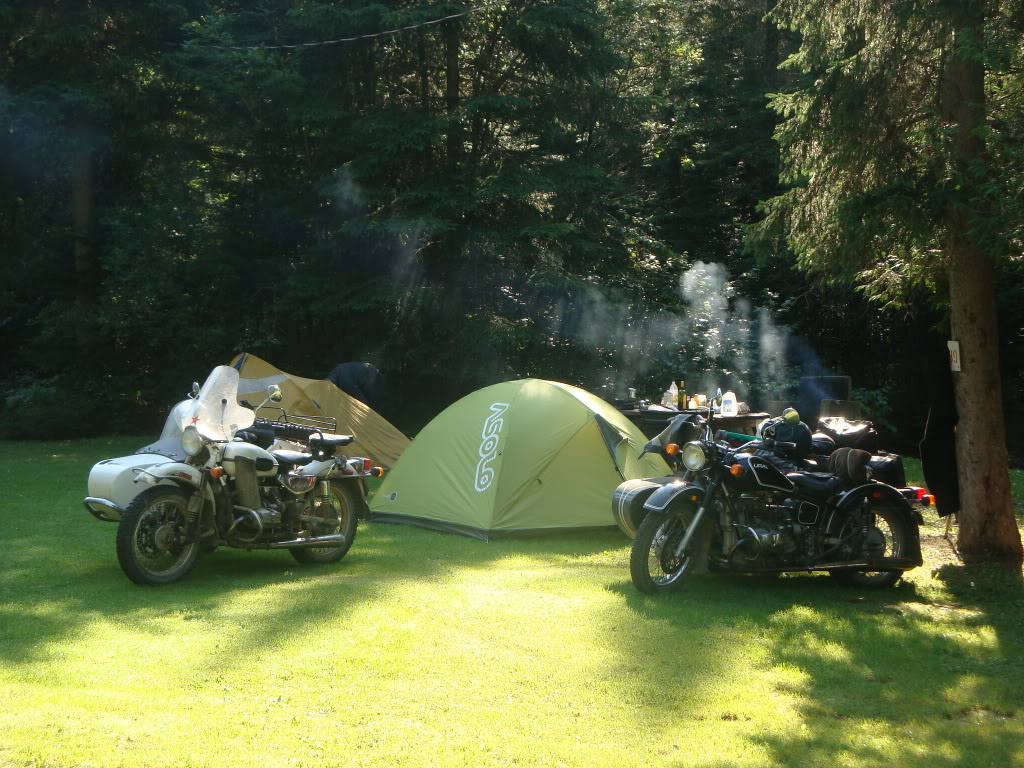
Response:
272,450,314,467
309,433,354,448
785,472,845,496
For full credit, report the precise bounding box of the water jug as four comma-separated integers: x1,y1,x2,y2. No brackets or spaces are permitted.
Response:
720,390,738,417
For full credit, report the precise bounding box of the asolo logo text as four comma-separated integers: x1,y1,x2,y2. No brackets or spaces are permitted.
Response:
474,402,509,492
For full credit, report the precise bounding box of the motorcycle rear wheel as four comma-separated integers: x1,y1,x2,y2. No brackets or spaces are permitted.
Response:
289,482,363,565
116,486,201,585
630,509,697,594
829,503,910,588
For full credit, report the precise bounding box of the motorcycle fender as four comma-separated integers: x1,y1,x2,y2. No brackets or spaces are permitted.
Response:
301,459,369,490
295,458,335,478
832,482,922,565
147,462,203,488
643,481,705,513
835,483,916,518
147,465,215,515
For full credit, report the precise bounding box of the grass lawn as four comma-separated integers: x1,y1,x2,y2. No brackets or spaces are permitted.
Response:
2,437,1023,768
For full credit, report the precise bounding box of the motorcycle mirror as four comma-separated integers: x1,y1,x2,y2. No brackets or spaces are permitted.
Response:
267,384,283,403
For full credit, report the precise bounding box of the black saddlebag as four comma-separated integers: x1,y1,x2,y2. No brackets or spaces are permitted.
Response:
868,451,906,489
817,416,880,454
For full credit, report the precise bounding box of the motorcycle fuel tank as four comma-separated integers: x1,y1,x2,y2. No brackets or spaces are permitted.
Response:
728,453,796,493
222,442,278,477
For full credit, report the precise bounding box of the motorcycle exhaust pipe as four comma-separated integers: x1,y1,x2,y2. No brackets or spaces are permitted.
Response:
266,534,347,549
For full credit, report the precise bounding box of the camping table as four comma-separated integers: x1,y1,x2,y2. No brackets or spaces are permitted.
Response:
617,408,771,439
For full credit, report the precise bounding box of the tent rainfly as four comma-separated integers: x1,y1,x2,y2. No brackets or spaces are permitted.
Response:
368,379,669,539
230,352,410,468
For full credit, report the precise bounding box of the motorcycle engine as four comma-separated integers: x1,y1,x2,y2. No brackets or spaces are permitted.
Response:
730,494,805,567
254,503,282,527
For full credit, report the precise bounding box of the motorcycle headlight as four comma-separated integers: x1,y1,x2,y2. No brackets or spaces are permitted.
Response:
181,425,206,457
285,475,318,494
682,441,707,471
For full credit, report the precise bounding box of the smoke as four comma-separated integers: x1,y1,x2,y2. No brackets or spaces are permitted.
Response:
322,163,428,322
540,260,823,405
758,307,790,390
329,165,364,216
317,164,822,405
679,261,732,360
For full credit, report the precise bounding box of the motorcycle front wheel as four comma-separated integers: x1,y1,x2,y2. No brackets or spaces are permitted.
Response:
289,482,363,565
630,508,698,594
116,486,201,585
829,502,911,588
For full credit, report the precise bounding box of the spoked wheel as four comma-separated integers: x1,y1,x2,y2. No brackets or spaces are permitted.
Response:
289,483,363,565
829,503,911,588
116,486,201,585
630,509,698,594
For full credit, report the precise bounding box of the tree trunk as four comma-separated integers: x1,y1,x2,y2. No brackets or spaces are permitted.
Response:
439,16,465,280
945,0,1023,569
444,17,461,169
418,31,430,111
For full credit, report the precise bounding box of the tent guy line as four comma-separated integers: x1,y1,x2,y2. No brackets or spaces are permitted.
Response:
174,0,507,51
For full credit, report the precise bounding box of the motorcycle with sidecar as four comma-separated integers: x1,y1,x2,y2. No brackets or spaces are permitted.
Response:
84,365,382,585
613,394,924,593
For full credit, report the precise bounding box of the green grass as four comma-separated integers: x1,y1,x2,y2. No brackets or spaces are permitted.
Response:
1,438,1023,768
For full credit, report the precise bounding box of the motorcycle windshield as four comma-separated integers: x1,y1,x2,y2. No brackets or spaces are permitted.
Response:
158,400,194,441
133,400,194,459
179,366,255,441
643,414,703,454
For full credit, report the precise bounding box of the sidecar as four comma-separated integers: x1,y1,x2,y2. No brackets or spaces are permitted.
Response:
84,400,195,522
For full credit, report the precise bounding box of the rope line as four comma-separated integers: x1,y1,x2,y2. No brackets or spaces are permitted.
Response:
184,0,507,50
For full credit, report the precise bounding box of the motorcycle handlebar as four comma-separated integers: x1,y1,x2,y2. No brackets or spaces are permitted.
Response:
743,438,797,451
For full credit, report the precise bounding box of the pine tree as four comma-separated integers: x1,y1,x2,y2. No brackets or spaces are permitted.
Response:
757,0,1023,569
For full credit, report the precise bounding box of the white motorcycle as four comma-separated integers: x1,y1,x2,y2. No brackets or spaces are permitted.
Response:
84,365,382,585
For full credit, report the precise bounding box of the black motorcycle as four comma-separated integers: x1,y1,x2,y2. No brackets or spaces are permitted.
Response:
617,395,923,594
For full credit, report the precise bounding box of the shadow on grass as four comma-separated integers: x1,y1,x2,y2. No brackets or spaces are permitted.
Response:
606,564,1024,768
0,437,475,667
0,432,631,671
4,437,1023,768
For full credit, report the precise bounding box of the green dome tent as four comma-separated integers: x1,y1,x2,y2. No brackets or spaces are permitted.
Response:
368,379,669,539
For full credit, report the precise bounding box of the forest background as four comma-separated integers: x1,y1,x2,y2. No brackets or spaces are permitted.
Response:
2,0,1023,462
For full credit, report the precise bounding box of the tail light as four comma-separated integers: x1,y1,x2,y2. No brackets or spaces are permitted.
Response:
910,487,934,506
362,458,372,472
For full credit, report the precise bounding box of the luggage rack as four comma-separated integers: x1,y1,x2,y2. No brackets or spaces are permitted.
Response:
255,406,338,434
283,413,338,433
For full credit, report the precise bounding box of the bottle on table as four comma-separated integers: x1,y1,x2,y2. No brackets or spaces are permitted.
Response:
662,381,679,408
